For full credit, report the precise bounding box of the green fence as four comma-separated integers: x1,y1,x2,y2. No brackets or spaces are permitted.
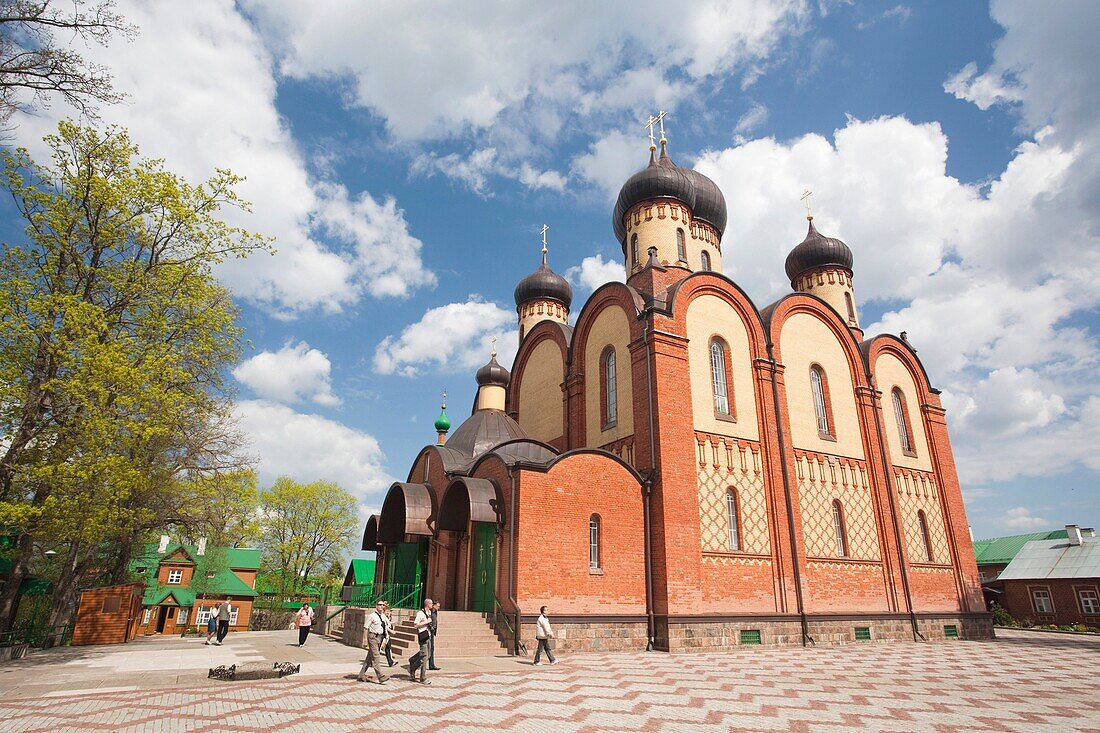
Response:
0,623,72,649
341,583,423,609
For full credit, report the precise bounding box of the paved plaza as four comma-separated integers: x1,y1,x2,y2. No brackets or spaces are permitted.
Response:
0,628,1097,732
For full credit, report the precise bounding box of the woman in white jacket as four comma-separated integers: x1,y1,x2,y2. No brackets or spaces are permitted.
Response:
534,605,557,665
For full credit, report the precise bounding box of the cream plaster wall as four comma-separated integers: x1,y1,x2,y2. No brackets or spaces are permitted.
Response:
584,306,634,446
685,294,759,441
874,353,932,472
519,299,568,343
476,384,506,412
516,339,565,443
623,202,722,276
794,267,858,328
779,312,865,459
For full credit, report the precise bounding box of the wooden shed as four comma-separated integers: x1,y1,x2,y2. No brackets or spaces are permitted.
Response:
71,583,145,646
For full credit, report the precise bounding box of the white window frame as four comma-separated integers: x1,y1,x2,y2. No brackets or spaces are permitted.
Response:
811,367,830,436
604,351,617,426
177,608,189,626
196,607,212,626
726,491,740,552
893,389,913,453
142,608,151,625
711,340,730,416
229,606,239,625
589,516,601,570
1031,588,1054,614
832,501,847,558
1078,589,1099,615
167,569,183,585
917,510,934,562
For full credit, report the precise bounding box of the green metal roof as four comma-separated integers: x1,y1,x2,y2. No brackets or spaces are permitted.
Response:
132,542,260,607
131,543,261,570
973,529,1068,565
349,559,376,584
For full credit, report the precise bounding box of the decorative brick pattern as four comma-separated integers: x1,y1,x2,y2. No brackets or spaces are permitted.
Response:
895,468,951,566
795,451,880,560
695,433,770,555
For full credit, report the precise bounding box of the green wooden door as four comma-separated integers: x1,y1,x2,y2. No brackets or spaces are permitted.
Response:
387,538,429,608
470,522,497,613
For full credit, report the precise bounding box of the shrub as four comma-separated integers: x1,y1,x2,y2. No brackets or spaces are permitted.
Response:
991,605,1015,627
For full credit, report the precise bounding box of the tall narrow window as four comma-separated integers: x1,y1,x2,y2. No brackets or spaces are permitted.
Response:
832,501,847,557
1031,588,1053,613
631,233,639,268
602,348,617,427
700,250,711,271
589,514,601,569
676,228,686,261
726,490,741,552
810,366,831,437
892,388,914,455
710,339,731,416
917,510,933,562
844,292,856,323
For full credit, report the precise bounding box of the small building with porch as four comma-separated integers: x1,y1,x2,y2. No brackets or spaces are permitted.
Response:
997,525,1099,627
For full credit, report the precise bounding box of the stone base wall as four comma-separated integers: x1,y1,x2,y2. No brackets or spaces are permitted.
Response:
519,620,649,653
654,613,994,652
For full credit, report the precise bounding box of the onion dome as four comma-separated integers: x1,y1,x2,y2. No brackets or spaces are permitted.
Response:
434,404,451,433
475,354,510,387
683,168,727,236
513,252,573,309
613,143,697,245
784,218,854,282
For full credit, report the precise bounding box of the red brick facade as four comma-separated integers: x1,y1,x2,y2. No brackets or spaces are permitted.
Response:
1002,578,1100,627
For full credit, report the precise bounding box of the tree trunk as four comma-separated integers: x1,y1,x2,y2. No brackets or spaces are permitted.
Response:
0,534,33,632
44,543,83,645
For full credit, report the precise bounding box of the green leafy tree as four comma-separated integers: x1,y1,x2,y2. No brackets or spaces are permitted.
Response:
0,121,271,630
259,477,358,600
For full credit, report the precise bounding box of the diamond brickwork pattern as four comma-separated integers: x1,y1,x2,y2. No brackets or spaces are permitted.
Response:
796,451,881,561
895,468,952,566
695,433,770,555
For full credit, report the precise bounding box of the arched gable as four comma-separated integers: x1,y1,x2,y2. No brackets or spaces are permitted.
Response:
664,274,769,442
768,293,869,459
362,514,380,551
438,477,505,530
570,283,643,447
508,321,569,445
377,482,435,543
865,336,935,473
406,444,467,484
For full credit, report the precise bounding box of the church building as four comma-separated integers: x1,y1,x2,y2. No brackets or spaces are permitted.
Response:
361,128,991,652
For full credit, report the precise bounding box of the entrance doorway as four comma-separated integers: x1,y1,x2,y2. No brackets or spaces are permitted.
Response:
155,606,168,633
385,537,429,608
470,522,497,613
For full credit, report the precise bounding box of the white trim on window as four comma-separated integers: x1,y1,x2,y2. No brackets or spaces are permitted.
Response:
142,608,151,625
1031,588,1054,613
1078,589,1099,615
167,569,183,585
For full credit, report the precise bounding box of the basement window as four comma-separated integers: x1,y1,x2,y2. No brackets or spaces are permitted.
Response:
854,626,871,641
943,625,959,639
739,629,762,645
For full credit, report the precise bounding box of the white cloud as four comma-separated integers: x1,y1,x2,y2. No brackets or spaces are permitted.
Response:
518,164,567,192
999,506,1051,532
410,149,566,195
566,254,625,294
734,102,770,138
944,61,1022,111
373,298,519,378
233,341,340,407
571,130,645,202
235,400,394,502
11,0,435,317
242,0,808,144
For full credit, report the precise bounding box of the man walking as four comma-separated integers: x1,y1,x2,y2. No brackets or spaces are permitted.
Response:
428,599,442,671
408,597,433,685
357,600,390,684
533,605,557,665
215,597,232,645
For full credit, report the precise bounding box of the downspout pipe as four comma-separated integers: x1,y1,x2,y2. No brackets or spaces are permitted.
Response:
765,341,814,647
866,377,926,642
507,465,522,655
641,315,657,651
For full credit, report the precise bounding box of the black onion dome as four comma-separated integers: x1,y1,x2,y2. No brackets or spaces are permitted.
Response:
683,169,727,236
613,146,697,245
475,355,510,387
513,254,573,309
784,219,854,282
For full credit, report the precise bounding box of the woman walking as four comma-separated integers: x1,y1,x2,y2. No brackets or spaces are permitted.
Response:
295,603,315,647
204,602,220,645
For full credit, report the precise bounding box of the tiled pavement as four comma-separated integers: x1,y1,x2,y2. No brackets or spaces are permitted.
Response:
0,629,1098,732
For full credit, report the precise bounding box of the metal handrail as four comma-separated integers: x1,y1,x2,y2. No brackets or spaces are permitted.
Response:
493,597,526,656
342,582,423,609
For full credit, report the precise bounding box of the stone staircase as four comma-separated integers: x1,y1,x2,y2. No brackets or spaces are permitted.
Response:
387,610,507,658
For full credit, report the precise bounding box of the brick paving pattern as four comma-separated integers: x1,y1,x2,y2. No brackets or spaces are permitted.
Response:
1,630,1097,732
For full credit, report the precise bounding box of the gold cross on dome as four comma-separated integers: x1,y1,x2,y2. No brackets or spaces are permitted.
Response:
643,110,666,148
491,336,498,358
801,190,813,219
657,110,668,144
540,224,549,255
441,389,447,407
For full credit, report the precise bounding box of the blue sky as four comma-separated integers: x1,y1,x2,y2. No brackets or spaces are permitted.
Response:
5,0,1098,544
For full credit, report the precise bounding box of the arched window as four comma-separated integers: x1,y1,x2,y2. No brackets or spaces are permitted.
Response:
601,348,617,428
917,510,933,562
844,291,856,323
726,490,741,552
810,365,832,438
676,228,686,261
700,250,711,271
589,514,601,569
631,233,639,268
892,388,915,455
832,500,847,557
710,338,732,416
